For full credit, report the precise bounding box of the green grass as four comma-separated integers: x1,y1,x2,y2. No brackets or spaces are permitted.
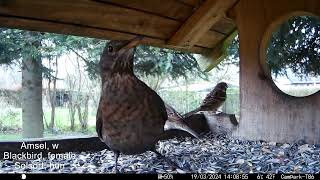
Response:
43,107,97,131
0,108,21,128
0,133,22,140
0,130,97,141
0,107,97,140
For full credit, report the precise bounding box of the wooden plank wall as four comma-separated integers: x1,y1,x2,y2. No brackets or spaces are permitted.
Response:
232,0,320,144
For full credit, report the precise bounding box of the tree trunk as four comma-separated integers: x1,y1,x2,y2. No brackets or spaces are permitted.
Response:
49,82,56,129
68,96,76,131
76,104,82,129
22,57,44,138
82,95,89,129
77,95,89,130
48,57,58,130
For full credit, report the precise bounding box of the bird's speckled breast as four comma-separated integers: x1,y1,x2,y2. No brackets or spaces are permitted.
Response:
100,74,166,154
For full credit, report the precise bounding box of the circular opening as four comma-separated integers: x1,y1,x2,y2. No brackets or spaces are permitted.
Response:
260,13,320,97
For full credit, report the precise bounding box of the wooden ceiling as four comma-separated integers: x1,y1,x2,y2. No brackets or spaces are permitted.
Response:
0,0,238,56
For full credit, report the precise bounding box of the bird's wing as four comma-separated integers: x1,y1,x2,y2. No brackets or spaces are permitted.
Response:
165,103,183,120
164,103,200,138
138,79,168,124
96,97,104,142
182,107,201,119
164,120,200,139
201,87,226,110
201,89,218,107
182,86,226,118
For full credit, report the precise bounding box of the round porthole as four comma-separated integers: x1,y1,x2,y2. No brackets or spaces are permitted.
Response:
260,13,320,97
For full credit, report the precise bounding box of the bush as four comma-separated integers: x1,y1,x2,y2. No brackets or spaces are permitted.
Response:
0,108,21,132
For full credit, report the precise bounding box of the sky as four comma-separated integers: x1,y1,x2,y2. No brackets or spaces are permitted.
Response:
0,52,87,90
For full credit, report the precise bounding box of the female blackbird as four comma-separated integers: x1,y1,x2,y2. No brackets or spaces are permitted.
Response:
96,37,180,172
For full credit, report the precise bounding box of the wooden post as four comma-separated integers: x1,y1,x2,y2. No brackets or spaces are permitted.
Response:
232,0,320,144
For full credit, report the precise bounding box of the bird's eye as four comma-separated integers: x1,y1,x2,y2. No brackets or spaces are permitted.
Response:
108,46,113,53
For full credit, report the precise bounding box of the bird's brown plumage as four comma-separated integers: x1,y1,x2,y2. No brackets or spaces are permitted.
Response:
96,38,186,172
183,82,228,118
96,39,167,155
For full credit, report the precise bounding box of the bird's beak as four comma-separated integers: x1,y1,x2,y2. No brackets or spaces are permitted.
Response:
118,36,144,55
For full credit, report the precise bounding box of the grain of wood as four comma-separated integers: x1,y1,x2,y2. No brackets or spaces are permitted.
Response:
168,0,237,48
210,17,236,35
197,30,226,48
178,0,202,7
0,0,229,53
232,0,320,144
0,16,211,54
95,0,194,21
0,0,179,39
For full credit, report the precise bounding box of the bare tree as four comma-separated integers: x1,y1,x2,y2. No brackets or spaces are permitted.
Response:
47,57,58,130
64,55,97,131
65,74,77,131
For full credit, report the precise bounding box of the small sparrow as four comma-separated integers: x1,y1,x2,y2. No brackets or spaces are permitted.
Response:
183,82,228,118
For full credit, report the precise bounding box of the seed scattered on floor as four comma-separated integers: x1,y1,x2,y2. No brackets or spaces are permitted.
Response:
0,133,319,173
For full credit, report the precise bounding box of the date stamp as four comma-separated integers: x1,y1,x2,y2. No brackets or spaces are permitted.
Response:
190,173,251,180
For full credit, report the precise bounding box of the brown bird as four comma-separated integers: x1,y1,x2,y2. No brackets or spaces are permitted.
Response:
164,103,200,139
96,37,180,173
183,82,228,118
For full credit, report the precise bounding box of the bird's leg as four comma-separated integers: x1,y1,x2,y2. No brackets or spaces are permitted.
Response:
114,151,120,173
151,148,182,170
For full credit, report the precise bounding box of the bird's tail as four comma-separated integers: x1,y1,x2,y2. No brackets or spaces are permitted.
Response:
182,107,201,119
164,120,200,139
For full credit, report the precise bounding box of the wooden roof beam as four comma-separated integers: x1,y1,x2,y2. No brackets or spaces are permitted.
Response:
0,15,210,54
167,0,237,49
204,30,237,72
